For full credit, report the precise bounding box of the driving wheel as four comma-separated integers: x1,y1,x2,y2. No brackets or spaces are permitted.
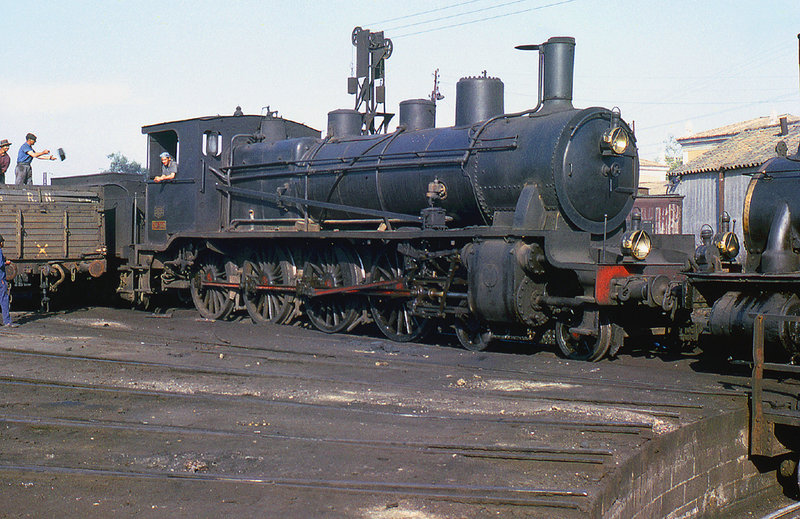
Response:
368,249,431,342
303,245,360,334
242,247,296,325
454,317,494,352
190,254,234,320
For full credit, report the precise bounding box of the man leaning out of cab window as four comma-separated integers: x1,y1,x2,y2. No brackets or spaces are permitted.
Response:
154,152,177,182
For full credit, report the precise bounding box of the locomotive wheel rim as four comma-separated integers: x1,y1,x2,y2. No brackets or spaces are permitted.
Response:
304,246,359,334
454,318,493,352
368,250,431,343
554,319,612,362
243,248,295,326
190,258,233,321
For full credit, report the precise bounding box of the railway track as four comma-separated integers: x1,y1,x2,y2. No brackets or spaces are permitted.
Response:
0,345,727,414
0,307,774,517
0,313,748,402
762,502,800,519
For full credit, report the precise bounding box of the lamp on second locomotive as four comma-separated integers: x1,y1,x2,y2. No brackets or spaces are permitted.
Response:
714,212,740,261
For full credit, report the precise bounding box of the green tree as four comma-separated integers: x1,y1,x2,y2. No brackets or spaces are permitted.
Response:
107,152,146,175
663,135,683,173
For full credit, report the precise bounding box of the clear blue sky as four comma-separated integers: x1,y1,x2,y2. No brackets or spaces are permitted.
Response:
2,0,798,181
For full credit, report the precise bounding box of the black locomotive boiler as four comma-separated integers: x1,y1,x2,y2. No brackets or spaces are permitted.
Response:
69,36,695,361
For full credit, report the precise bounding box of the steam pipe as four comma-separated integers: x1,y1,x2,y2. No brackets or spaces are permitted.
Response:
766,203,791,253
761,202,799,273
462,36,575,170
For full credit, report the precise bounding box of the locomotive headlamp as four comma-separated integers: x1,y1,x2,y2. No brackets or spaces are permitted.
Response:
602,127,629,155
714,231,740,260
621,229,652,260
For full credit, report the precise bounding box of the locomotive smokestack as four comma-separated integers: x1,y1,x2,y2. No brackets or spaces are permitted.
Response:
516,36,575,112
540,37,575,111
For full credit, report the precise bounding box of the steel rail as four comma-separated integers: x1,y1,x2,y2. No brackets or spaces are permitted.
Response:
0,463,588,509
0,413,613,464
214,330,750,401
761,501,800,519
0,347,704,414
0,378,654,432
168,334,747,401
0,319,748,403
0,322,748,403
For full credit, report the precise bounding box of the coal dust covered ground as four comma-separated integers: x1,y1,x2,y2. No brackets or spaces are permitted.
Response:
0,306,774,517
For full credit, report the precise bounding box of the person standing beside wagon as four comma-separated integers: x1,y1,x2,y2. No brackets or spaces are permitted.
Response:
0,235,16,327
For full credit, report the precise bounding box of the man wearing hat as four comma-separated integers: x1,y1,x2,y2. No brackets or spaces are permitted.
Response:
0,140,10,183
154,152,177,182
0,235,15,327
16,133,56,185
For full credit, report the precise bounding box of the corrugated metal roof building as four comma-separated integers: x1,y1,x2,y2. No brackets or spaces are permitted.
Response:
677,114,800,163
669,116,800,259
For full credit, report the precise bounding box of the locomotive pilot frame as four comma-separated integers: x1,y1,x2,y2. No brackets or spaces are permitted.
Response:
111,35,694,361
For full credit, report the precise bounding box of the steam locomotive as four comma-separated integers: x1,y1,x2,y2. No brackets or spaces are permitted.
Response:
91,36,689,361
689,147,800,360
8,36,692,361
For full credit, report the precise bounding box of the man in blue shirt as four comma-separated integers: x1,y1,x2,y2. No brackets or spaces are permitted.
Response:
16,133,56,185
0,235,15,327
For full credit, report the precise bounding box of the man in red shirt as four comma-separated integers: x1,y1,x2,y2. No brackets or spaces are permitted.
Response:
0,140,10,183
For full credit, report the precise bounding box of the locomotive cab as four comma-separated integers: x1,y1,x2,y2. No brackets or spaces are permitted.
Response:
141,115,320,245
